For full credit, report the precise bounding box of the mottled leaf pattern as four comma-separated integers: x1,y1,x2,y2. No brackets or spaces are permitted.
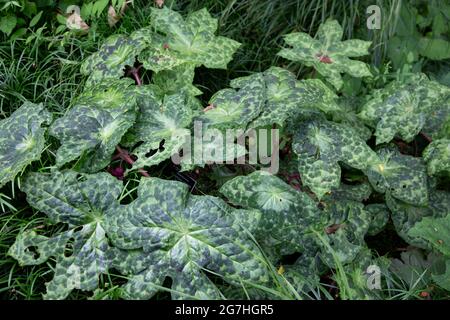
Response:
50,79,137,172
292,119,379,199
359,75,450,144
323,182,372,203
320,201,370,267
249,67,339,127
81,33,147,85
125,87,194,170
196,73,266,129
106,178,269,299
278,19,372,89
423,139,450,176
365,147,428,206
365,204,390,236
0,102,52,187
8,171,123,299
387,190,450,248
220,171,324,254
140,8,240,72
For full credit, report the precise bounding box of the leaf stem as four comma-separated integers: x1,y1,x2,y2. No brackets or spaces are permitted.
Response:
420,132,432,143
130,68,142,86
115,146,149,177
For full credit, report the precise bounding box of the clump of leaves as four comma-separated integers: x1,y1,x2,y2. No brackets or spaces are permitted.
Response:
3,7,450,300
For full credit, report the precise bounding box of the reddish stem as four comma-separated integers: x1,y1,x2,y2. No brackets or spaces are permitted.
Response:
203,104,215,112
131,69,142,86
115,146,149,177
420,132,432,143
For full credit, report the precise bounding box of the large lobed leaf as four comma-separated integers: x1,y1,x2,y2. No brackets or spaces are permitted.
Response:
123,87,194,171
359,74,450,144
292,119,379,199
8,171,123,299
107,177,270,299
0,102,52,188
365,147,429,206
50,79,137,172
220,171,324,255
278,19,372,89
196,73,266,130
140,8,241,73
249,67,340,128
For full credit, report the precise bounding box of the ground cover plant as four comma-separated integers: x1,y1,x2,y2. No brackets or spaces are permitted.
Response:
0,0,449,300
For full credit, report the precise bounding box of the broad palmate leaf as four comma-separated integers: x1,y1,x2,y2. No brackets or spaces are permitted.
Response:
196,73,266,130
50,79,137,172
107,177,269,299
248,67,340,128
0,102,52,188
220,171,324,255
8,171,123,299
124,87,194,171
292,119,379,199
359,74,450,144
278,19,372,89
140,8,241,73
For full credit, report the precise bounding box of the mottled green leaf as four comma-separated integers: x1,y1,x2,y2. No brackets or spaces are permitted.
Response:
320,201,370,267
8,171,123,299
151,64,203,96
278,19,372,89
220,171,324,255
140,8,240,72
107,178,269,299
292,119,379,199
387,190,450,248
359,74,450,144
249,67,339,128
50,79,137,172
81,32,147,85
125,87,194,171
365,147,428,206
365,204,390,236
196,73,266,130
323,182,372,203
0,102,52,188
423,139,450,176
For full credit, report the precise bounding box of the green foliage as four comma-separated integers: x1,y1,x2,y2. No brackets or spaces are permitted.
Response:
0,102,52,188
50,79,137,172
2,3,450,301
387,0,450,68
278,19,372,89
